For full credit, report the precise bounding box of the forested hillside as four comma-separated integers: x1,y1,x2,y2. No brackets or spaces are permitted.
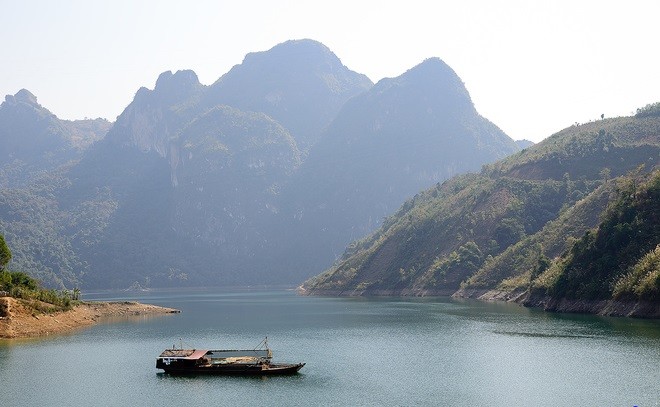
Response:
302,112,659,315
527,170,659,307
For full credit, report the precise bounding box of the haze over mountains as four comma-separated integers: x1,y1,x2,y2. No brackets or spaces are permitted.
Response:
2,39,522,289
0,90,109,186
270,58,518,277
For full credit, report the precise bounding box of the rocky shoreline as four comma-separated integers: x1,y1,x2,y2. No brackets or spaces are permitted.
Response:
301,286,660,319
520,294,660,318
452,289,659,318
0,297,180,339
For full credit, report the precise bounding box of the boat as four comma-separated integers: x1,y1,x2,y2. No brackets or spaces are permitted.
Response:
156,338,305,376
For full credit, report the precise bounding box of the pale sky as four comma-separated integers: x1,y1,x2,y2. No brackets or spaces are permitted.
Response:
1,0,659,142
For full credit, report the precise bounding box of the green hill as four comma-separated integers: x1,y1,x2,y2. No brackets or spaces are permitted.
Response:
302,113,660,316
530,171,659,303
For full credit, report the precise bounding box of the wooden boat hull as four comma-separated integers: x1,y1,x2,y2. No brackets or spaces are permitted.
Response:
160,362,305,376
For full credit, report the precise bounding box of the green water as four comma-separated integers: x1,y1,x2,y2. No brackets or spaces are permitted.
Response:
1,289,658,406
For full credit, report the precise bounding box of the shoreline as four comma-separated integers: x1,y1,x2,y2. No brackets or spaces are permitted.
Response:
300,286,660,319
0,297,180,339
454,288,660,318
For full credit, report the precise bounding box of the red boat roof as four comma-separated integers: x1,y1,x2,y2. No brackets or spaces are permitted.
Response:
159,349,209,359
186,349,209,360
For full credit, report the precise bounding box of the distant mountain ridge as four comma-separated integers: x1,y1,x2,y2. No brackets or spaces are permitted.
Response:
1,39,520,290
208,39,373,151
515,139,534,149
0,89,110,186
268,58,519,279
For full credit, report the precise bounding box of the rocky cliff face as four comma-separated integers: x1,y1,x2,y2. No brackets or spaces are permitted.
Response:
107,70,204,157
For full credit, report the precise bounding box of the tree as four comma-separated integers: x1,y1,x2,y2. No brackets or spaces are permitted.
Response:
0,234,11,271
600,167,611,184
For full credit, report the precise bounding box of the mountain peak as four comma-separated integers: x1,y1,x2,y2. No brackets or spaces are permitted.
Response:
371,57,473,114
209,39,372,150
15,89,39,104
405,58,461,84
4,89,39,107
2,89,55,121
155,70,200,90
241,39,338,69
153,70,202,101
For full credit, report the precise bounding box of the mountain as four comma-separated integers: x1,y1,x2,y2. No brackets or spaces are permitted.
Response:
60,85,303,288
207,39,373,151
515,139,534,149
0,91,110,288
2,41,519,290
301,113,660,317
104,40,371,186
106,69,204,156
269,58,519,280
165,105,302,283
1,40,369,289
0,90,109,185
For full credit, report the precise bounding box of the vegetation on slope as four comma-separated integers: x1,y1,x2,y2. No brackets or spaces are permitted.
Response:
0,234,78,312
304,173,588,294
461,179,615,292
303,112,660,306
533,171,659,301
0,166,85,288
613,245,660,300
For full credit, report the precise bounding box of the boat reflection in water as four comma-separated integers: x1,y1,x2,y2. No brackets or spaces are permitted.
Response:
156,338,305,376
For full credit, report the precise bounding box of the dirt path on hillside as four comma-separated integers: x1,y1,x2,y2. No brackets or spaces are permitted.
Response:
0,297,180,339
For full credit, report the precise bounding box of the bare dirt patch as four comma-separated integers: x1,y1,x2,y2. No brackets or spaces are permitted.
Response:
0,297,180,339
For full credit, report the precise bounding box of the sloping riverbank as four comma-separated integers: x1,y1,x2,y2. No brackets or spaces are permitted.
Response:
0,297,180,339
453,288,660,318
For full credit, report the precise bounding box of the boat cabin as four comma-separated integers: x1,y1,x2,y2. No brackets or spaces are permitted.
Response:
156,348,273,370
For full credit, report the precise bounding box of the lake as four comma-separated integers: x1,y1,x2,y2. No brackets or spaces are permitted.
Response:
1,289,658,406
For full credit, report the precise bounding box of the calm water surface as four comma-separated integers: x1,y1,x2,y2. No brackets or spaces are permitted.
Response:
1,289,658,406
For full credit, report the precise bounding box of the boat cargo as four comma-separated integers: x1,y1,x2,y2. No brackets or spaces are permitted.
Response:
156,339,304,376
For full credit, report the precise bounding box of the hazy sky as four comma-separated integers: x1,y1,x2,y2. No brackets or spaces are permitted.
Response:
2,0,659,142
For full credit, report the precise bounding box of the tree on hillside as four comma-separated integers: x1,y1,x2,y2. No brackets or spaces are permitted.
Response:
635,102,660,118
0,234,11,271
